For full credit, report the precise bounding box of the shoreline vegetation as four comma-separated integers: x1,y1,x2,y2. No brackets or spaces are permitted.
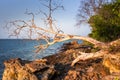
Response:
2,40,120,80
1,0,120,79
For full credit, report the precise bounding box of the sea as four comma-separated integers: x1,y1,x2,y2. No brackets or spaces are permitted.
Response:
0,39,81,79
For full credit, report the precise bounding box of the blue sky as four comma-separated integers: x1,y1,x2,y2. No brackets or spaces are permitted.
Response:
0,0,91,39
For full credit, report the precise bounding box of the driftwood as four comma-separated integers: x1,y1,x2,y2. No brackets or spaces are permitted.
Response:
6,0,120,67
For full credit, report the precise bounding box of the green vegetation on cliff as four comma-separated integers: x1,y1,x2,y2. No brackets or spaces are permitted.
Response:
89,0,120,42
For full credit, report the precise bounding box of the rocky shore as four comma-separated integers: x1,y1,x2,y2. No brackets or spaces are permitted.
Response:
2,41,120,80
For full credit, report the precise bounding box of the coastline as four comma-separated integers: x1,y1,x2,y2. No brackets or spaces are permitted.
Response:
2,41,120,80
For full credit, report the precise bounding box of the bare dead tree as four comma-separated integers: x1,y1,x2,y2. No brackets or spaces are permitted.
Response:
76,0,109,25
6,0,120,67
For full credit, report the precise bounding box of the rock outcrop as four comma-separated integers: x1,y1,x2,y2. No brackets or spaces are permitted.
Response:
2,41,120,80
2,58,55,80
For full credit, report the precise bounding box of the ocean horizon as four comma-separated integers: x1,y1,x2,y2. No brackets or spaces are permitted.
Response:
0,39,82,79
0,39,62,79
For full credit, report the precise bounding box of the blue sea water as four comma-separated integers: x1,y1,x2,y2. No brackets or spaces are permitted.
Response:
0,39,63,79
0,39,82,79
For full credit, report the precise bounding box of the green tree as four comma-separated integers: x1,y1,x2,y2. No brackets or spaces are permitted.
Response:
88,0,120,42
76,0,108,25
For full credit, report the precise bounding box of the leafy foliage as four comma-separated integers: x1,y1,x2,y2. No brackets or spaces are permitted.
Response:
77,0,108,25
88,0,120,42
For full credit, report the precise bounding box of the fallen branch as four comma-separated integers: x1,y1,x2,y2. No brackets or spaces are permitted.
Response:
71,50,108,66
6,0,120,68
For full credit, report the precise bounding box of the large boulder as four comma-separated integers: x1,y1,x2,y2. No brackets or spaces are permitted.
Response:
2,58,55,80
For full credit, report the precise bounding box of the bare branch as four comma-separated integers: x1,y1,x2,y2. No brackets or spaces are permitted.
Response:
77,0,109,24
6,0,115,68
71,50,108,66
37,32,50,43
52,6,64,12
34,44,48,53
37,9,48,18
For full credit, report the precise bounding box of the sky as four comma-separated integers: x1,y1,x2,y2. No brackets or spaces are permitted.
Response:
0,0,91,39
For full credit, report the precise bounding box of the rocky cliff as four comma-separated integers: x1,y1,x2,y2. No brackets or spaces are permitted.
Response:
2,58,55,80
2,41,120,80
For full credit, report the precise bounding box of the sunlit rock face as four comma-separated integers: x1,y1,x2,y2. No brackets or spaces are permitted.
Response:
2,58,55,80
103,53,120,74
